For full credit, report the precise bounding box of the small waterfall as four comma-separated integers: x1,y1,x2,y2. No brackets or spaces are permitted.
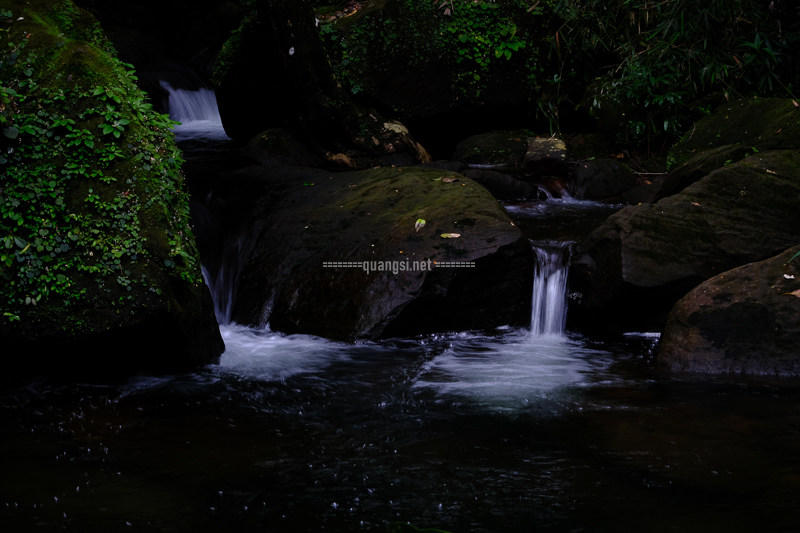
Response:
536,185,554,200
530,241,571,337
192,198,255,325
159,81,230,141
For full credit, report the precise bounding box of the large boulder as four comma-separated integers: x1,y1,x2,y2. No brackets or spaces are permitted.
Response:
0,1,223,374
523,136,567,177
570,158,635,200
569,150,800,331
658,245,800,376
451,130,528,167
198,165,533,340
212,12,299,142
461,169,545,201
658,98,800,200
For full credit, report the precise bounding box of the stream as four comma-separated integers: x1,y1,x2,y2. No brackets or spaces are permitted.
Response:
1,87,799,533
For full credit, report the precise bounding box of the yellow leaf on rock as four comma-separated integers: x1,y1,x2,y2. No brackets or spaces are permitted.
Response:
440,233,461,239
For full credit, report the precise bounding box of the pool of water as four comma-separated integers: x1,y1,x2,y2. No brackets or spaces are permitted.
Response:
2,326,800,532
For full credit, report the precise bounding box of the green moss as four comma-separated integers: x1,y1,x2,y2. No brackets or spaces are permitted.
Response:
667,97,800,171
0,0,201,331
211,12,255,87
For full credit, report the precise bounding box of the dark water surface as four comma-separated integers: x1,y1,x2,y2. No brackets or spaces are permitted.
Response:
3,328,800,532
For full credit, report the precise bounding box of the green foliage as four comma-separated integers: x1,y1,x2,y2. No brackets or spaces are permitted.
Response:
318,0,552,105
1,3,200,326
550,0,800,147
212,12,254,86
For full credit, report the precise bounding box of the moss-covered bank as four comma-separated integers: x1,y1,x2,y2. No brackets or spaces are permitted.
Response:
0,0,222,373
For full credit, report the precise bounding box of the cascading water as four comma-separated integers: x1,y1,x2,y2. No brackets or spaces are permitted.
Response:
192,199,256,326
529,240,571,337
159,81,230,141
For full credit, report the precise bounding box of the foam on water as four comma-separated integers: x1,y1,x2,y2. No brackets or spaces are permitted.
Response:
414,332,615,411
212,324,350,381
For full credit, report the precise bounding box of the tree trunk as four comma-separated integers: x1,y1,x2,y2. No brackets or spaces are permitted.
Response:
255,0,431,165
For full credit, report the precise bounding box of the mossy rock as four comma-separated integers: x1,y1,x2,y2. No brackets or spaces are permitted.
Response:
662,98,800,197
241,128,326,167
0,1,222,374
452,130,528,167
202,165,533,340
569,150,800,332
658,245,800,376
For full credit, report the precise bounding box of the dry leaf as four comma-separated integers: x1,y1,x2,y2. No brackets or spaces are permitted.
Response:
442,177,458,183
786,289,800,297
794,100,799,108
691,202,701,206
440,233,461,239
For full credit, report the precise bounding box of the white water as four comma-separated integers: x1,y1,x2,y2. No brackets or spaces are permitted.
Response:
530,241,571,337
213,324,349,381
160,81,230,141
414,331,616,412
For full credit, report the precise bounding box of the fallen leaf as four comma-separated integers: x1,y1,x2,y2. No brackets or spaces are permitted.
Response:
766,169,776,174
775,128,782,134
794,100,799,108
441,233,461,239
691,202,701,206
786,289,800,297
785,274,795,279
442,177,458,183
415,219,426,232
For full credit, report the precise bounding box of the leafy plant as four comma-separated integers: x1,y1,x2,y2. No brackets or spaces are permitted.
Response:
0,3,201,328
549,0,799,148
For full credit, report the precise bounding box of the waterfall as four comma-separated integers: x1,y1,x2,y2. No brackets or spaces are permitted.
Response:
192,198,256,326
530,241,571,337
159,81,230,141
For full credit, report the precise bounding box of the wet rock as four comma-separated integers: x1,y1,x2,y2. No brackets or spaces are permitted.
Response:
569,150,800,331
656,144,750,201
462,169,545,201
570,158,635,200
419,160,467,173
210,165,533,340
241,129,326,167
622,182,663,205
452,131,528,167
658,245,800,376
523,136,567,177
